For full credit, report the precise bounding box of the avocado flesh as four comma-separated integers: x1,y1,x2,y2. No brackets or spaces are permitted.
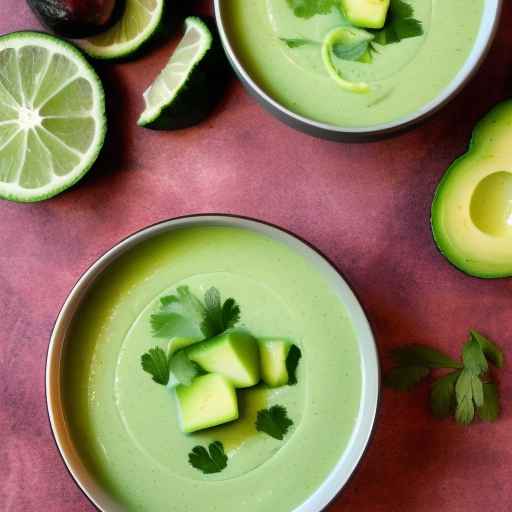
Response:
186,332,260,388
431,100,512,278
340,0,390,29
259,340,291,388
176,374,239,433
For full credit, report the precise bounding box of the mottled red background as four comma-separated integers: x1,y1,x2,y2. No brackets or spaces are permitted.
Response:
1,1,512,511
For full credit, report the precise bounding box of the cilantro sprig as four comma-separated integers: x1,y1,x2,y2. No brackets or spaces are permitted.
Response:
188,441,228,474
385,331,504,425
256,405,294,440
150,286,241,339
141,347,171,385
283,0,423,65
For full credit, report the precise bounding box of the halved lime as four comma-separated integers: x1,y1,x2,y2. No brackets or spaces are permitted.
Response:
0,32,106,203
77,0,165,60
138,17,218,130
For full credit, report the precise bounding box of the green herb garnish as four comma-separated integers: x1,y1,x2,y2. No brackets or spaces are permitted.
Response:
141,347,171,385
150,286,241,339
169,350,203,386
285,0,337,19
385,331,504,425
372,0,423,45
256,405,293,440
188,441,228,474
280,37,317,48
286,345,302,385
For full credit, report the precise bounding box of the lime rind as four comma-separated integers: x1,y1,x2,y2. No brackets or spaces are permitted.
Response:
138,17,213,128
0,31,106,203
77,0,165,60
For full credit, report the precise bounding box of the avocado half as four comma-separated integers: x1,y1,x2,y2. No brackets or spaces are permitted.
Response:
431,100,512,278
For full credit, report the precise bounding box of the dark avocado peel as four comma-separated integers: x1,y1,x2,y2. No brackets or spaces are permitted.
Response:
431,100,512,278
27,0,121,38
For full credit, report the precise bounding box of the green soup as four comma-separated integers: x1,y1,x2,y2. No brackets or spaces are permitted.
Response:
62,226,362,511
222,0,484,127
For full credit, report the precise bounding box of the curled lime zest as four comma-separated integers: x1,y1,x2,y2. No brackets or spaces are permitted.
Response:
321,27,370,93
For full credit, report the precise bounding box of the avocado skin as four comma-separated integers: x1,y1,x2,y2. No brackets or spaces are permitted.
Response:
27,0,119,38
431,100,512,279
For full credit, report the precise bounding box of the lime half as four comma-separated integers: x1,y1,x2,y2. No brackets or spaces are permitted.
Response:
138,17,217,130
0,32,106,202
77,0,165,60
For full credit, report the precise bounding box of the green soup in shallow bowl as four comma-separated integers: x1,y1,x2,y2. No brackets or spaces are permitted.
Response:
47,215,379,512
215,0,502,141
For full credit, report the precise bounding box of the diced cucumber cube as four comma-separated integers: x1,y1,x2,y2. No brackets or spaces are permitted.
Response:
186,331,260,388
175,373,239,433
259,340,292,387
340,0,390,29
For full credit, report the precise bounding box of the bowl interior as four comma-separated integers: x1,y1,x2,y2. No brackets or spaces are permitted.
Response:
214,0,502,138
47,215,379,512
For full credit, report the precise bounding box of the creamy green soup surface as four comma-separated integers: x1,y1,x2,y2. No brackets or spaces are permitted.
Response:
63,226,362,511
221,0,484,127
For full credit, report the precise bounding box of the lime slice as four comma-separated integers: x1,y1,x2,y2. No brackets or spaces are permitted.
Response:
138,17,217,130
0,32,106,203
77,0,165,60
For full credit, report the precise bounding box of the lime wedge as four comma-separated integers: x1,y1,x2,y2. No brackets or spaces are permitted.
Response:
138,17,218,130
0,32,106,203
77,0,165,60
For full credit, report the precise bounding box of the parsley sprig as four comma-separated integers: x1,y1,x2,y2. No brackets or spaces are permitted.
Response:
256,405,294,440
150,286,240,339
188,441,228,474
385,331,504,425
283,0,423,65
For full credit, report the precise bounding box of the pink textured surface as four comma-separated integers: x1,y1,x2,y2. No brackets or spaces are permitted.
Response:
1,2,512,511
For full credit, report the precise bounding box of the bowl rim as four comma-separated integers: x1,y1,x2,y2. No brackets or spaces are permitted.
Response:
46,213,380,512
213,0,503,137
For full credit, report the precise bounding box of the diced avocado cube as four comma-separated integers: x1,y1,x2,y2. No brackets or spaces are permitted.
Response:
259,340,292,387
340,0,390,29
175,373,239,433
186,331,260,388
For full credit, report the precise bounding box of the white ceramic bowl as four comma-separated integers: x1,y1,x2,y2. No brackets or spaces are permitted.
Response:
46,215,380,511
214,0,502,141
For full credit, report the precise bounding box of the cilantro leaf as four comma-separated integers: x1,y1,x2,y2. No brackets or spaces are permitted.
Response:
372,0,423,46
280,37,317,48
462,336,488,375
330,27,374,63
383,365,430,390
256,405,293,440
188,441,227,474
455,369,476,425
201,287,241,338
141,347,170,385
286,344,302,385
471,331,504,368
169,350,202,386
390,344,462,369
150,286,241,340
286,0,338,19
478,382,500,422
222,298,241,330
430,370,460,419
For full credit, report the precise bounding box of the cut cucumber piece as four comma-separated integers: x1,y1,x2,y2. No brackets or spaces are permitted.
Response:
138,16,223,130
76,0,165,60
322,27,370,93
176,374,239,433
259,340,292,388
0,31,106,202
341,0,390,29
168,337,199,357
187,331,260,388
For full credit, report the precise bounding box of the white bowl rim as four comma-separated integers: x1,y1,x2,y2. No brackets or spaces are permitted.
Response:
213,0,503,136
46,214,380,512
